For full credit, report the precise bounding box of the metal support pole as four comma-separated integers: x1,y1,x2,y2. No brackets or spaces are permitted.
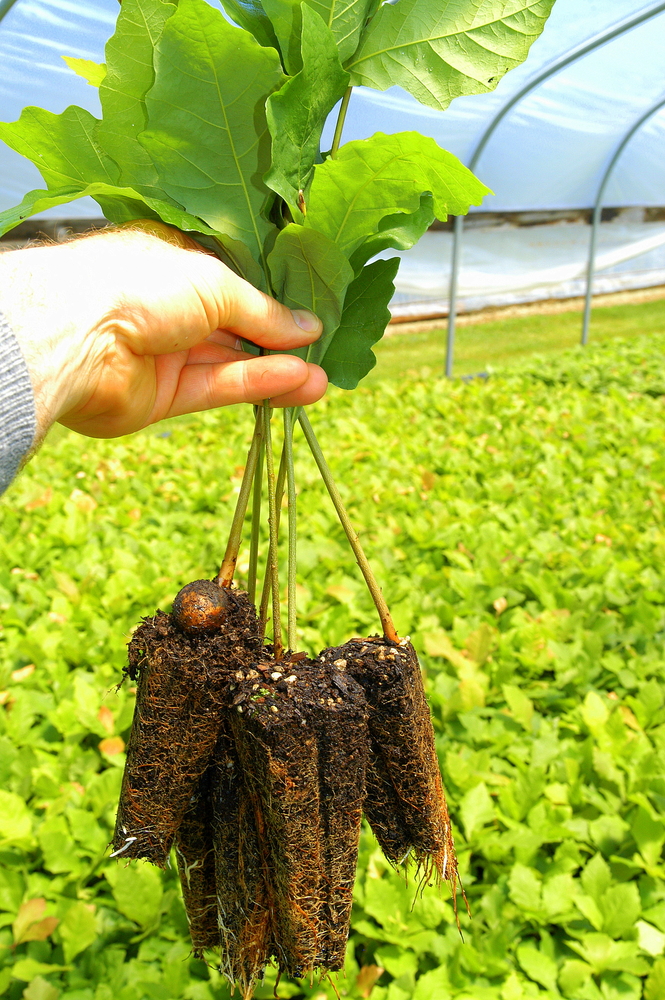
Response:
443,1,665,376
582,94,665,345
581,204,602,346
0,0,20,23
445,215,464,378
446,215,464,378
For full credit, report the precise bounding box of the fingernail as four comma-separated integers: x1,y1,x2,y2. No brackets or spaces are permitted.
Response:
291,309,321,334
235,337,243,351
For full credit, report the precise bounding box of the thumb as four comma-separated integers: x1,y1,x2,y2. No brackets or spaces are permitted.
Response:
181,251,323,351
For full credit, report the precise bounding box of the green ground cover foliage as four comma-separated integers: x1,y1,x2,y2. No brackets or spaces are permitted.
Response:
2,331,665,999
370,297,665,381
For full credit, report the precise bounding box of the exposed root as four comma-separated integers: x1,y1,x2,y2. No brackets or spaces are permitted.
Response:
113,583,459,995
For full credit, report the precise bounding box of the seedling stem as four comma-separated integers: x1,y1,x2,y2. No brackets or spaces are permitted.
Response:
217,408,262,587
247,430,264,603
330,87,353,158
298,411,398,642
284,408,298,651
259,444,287,635
263,401,283,658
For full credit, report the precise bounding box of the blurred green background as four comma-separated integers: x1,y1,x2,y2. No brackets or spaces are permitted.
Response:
2,310,665,999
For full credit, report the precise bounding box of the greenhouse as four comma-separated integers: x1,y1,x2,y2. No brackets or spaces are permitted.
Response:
1,2,665,1000
3,0,665,341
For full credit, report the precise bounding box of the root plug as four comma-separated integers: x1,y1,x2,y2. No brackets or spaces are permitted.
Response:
320,638,459,894
112,581,261,865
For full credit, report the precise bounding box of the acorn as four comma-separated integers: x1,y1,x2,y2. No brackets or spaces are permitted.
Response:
172,579,231,636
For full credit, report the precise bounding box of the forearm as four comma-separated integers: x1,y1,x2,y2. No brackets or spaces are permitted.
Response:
0,310,37,493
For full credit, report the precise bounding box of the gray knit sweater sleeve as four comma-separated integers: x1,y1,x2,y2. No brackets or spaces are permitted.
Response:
0,312,36,494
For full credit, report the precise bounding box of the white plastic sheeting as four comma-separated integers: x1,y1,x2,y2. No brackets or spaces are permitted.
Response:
388,219,665,318
1,0,665,314
2,0,665,216
329,0,665,213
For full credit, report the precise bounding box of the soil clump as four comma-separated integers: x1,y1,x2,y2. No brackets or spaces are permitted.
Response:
228,653,369,979
112,584,260,864
320,637,459,889
113,580,457,993
174,771,219,952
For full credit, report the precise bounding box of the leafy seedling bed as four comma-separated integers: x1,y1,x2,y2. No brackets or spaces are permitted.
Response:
0,0,555,993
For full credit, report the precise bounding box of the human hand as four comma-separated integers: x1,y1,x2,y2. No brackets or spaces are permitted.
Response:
0,227,327,440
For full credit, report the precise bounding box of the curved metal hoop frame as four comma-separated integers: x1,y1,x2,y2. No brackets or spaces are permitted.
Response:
445,1,665,377
581,96,665,345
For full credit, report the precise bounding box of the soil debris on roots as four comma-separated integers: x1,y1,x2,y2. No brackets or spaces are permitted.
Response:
112,582,261,865
229,654,368,980
320,637,460,900
174,770,219,954
211,725,273,994
113,578,458,994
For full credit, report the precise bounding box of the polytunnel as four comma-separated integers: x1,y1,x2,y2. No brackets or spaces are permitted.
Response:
1,0,665,366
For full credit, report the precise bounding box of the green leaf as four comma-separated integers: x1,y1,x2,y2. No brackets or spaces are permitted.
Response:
268,224,353,363
140,0,283,264
516,943,559,994
580,854,612,905
57,901,97,963
10,960,69,983
411,967,452,1000
542,872,576,921
305,131,490,255
261,0,304,73
106,862,163,929
503,683,534,730
263,0,376,70
307,0,377,62
636,920,665,957
581,690,609,736
374,945,418,980
22,976,60,1000
0,790,33,846
265,5,349,209
0,106,118,190
559,960,595,997
646,958,665,1000
219,0,280,50
61,56,107,88
0,867,24,914
602,883,642,939
632,806,665,867
459,781,494,840
0,182,222,238
97,0,178,201
349,194,435,272
322,257,398,389
508,863,541,912
37,816,80,875
0,180,266,288
0,188,81,237
566,934,648,977
347,0,557,112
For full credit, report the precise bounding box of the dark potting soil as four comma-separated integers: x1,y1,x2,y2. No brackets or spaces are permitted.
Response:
228,654,368,979
112,579,457,993
320,637,459,892
211,725,273,993
112,586,261,864
174,769,219,953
